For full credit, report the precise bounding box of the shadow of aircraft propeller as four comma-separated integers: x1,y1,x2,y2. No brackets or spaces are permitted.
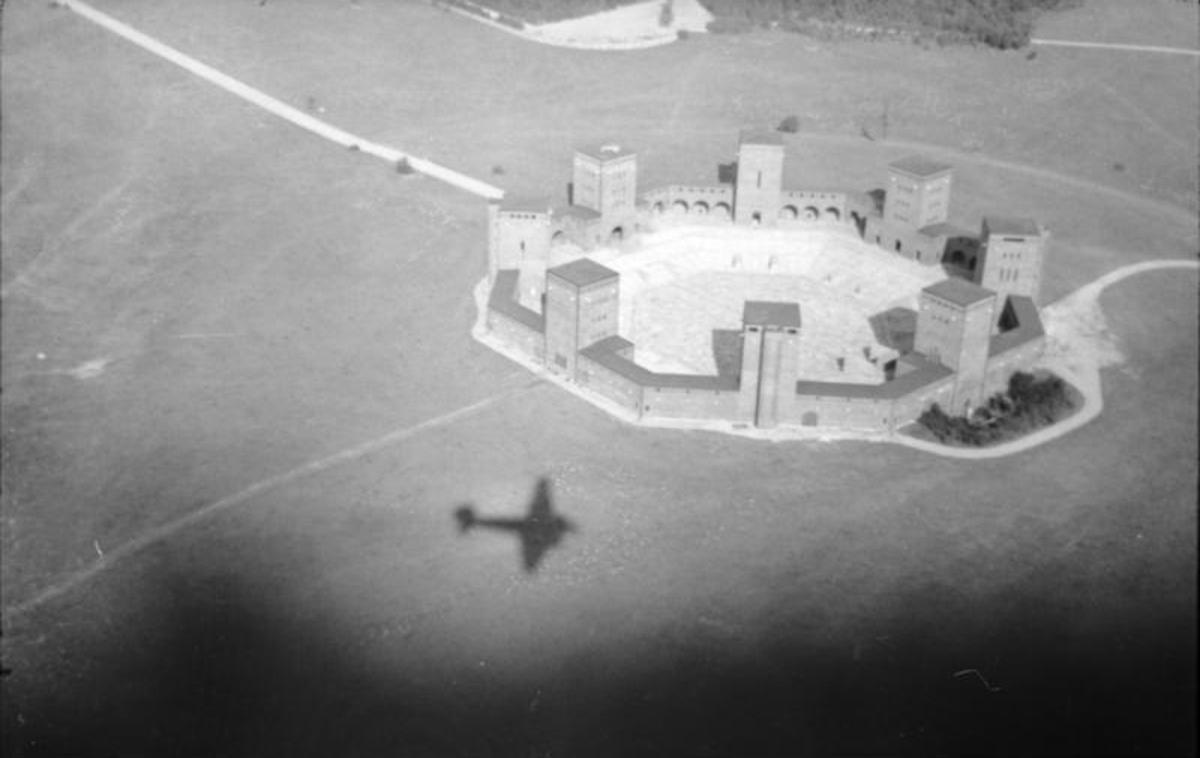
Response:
454,478,576,572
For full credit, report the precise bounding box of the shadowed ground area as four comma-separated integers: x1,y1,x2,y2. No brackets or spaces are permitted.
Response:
1,1,1195,755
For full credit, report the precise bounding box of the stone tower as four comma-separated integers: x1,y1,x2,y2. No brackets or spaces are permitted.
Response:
738,301,801,428
884,155,953,233
914,278,997,414
543,258,620,380
488,196,552,283
573,143,638,237
977,216,1047,306
734,130,785,227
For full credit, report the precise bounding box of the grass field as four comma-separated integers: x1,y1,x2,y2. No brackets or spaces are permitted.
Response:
2,1,1196,755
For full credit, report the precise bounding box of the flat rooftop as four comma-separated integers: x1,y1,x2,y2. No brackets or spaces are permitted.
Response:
984,216,1041,237
548,257,619,288
918,222,976,241
739,129,785,147
889,155,953,178
553,204,601,222
576,142,636,161
923,277,995,308
498,195,551,213
743,301,801,328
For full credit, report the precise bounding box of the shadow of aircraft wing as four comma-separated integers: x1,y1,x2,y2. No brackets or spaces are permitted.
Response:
520,529,553,573
527,478,552,521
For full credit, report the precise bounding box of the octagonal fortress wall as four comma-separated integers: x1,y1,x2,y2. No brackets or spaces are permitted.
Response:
481,133,1049,433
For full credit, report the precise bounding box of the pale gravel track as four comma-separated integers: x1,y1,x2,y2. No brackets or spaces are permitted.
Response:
5,381,541,620
55,0,504,201
1031,38,1200,57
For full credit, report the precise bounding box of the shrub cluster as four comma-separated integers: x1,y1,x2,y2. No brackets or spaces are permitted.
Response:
917,371,1076,446
699,0,1082,49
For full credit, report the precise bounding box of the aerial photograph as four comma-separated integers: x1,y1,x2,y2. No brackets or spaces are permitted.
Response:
2,0,1196,755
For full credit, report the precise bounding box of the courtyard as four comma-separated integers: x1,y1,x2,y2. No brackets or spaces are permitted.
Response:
592,225,944,381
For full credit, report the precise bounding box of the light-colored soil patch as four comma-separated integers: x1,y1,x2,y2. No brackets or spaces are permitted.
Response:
524,0,711,49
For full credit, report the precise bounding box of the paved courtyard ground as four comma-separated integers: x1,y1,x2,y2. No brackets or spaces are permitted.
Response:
595,226,942,380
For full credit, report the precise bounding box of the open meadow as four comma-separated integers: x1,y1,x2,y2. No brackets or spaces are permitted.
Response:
2,1,1196,755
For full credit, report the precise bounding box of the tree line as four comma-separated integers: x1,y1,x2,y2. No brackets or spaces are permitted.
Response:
698,0,1083,48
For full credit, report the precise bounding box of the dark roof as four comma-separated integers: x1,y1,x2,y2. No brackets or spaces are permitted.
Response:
989,295,1045,356
793,351,953,400
499,195,551,214
739,129,785,147
552,204,602,221
889,155,953,178
918,222,977,241
576,143,636,161
580,336,739,391
743,301,801,328
923,277,995,308
548,257,618,288
984,216,1041,237
487,270,545,332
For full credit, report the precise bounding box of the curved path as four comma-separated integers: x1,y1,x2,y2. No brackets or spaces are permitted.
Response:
473,260,1199,459
894,261,1198,459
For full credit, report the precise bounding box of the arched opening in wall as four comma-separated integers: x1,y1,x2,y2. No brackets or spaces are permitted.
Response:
610,226,624,243
780,205,799,220
751,211,762,226
694,201,709,216
850,211,867,237
801,411,818,426
551,230,566,246
713,202,732,219
803,206,820,221
968,257,978,272
824,207,841,222
652,201,665,214
894,240,903,253
672,199,689,214
949,249,965,266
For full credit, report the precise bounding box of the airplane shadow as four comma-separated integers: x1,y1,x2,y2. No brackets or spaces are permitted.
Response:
454,478,576,573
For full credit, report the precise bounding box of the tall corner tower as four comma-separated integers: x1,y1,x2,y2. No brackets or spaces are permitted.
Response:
914,278,997,413
738,301,801,428
883,155,953,234
544,258,620,380
977,216,1047,306
573,143,638,230
489,196,552,278
734,130,785,227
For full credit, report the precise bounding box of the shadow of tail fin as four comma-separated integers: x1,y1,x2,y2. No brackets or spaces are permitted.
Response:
454,505,476,533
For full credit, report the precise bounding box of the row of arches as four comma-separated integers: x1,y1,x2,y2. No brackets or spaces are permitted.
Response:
779,205,842,222
652,200,734,219
551,226,626,246
651,201,843,223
